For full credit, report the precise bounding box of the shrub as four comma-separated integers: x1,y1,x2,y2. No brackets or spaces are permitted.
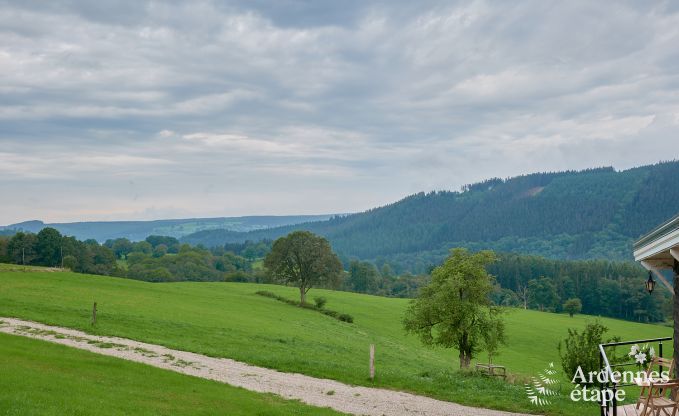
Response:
314,297,327,309
338,313,354,323
255,290,277,298
558,321,620,383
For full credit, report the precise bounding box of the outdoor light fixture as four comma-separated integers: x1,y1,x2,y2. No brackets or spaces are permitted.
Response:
645,271,656,294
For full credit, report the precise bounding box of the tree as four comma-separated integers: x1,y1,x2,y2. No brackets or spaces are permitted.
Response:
563,298,583,317
153,244,168,258
347,260,379,293
8,232,38,265
0,237,10,263
111,238,134,259
36,227,63,266
528,277,560,311
403,248,505,369
481,314,506,364
558,321,619,382
62,255,78,270
132,241,153,255
264,231,342,305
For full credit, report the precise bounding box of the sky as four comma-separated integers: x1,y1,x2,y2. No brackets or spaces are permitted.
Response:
2,1,679,224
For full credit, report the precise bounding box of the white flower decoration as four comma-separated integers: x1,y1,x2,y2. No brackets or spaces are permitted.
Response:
635,352,647,365
629,345,639,357
649,347,656,358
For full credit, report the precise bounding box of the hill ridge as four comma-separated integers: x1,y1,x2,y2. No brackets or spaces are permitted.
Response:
181,160,679,267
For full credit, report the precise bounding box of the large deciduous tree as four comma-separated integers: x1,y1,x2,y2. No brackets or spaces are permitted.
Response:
36,227,63,267
403,248,505,369
7,232,38,265
264,231,342,305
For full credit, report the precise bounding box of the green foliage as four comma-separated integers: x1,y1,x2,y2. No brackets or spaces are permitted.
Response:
264,231,343,304
558,321,620,383
62,255,77,270
346,260,379,293
7,232,37,264
36,227,62,267
528,277,560,312
3,230,250,282
314,296,327,309
481,315,506,364
563,298,583,317
488,253,669,322
0,237,9,263
403,248,505,368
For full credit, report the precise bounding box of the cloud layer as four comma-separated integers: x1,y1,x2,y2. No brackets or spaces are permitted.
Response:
2,1,679,223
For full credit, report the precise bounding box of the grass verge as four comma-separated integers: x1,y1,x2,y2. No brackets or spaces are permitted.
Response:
0,332,342,415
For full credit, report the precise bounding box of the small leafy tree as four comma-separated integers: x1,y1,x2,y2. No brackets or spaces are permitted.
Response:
563,298,583,317
264,231,342,305
62,255,78,271
558,321,619,383
481,315,506,364
403,248,505,369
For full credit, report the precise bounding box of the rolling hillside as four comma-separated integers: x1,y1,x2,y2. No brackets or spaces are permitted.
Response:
182,161,679,266
0,265,671,415
0,215,336,242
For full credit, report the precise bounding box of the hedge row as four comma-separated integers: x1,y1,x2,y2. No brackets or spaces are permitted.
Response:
255,290,354,323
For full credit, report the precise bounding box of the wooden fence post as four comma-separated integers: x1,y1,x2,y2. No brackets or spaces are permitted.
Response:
369,344,375,381
92,302,97,326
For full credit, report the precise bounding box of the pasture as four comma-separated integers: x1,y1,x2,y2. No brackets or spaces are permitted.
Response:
0,266,671,415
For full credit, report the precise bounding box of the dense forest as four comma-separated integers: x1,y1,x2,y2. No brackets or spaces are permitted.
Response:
0,229,668,323
342,254,670,323
181,161,679,272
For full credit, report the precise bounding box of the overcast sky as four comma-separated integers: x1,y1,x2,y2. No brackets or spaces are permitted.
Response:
2,1,679,224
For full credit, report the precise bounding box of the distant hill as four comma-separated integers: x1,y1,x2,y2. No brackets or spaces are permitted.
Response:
0,215,336,242
181,161,679,270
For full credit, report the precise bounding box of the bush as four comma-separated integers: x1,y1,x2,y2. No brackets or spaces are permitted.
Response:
255,290,277,298
558,321,620,383
314,297,327,309
338,313,354,323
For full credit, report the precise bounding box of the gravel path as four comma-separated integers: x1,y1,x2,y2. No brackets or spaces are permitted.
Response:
0,317,535,416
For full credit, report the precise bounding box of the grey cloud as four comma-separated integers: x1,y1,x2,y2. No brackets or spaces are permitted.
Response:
1,0,679,223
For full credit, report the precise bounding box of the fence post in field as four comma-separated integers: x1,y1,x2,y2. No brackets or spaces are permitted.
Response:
369,344,375,381
92,302,97,326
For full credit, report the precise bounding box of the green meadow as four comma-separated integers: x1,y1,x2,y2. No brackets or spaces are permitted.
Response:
0,265,672,415
0,332,342,416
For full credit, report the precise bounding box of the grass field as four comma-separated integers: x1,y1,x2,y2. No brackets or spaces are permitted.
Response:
0,265,672,415
0,332,341,415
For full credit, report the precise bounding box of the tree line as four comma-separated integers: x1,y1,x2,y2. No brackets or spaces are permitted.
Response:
1,228,668,323
0,228,254,282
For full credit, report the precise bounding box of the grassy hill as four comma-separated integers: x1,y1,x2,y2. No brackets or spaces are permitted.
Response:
0,332,341,416
0,266,671,415
182,161,679,270
0,214,336,242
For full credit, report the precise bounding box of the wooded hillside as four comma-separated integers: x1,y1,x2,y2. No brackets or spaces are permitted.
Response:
182,161,679,267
